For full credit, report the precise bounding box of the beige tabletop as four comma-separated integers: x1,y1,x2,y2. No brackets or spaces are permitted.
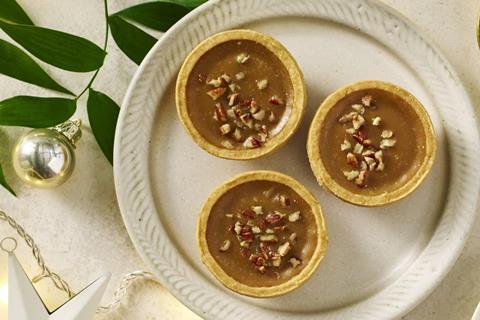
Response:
0,0,479,319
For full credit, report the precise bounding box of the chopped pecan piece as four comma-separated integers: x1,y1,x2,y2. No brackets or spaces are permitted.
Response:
339,111,358,124
381,130,393,138
289,257,301,268
220,73,231,83
228,93,239,106
251,226,261,234
233,221,242,234
288,211,301,222
236,53,250,64
252,206,264,215
225,213,234,218
214,103,227,122
219,240,231,252
228,83,240,92
232,128,242,141
256,79,268,90
265,212,284,224
372,116,381,126
343,170,360,181
289,233,297,242
351,104,365,114
239,240,251,248
353,143,364,154
240,113,253,128
252,109,266,121
278,242,292,257
259,234,278,242
361,95,374,107
241,208,256,218
346,152,358,167
243,136,261,148
352,114,365,129
269,95,284,105
380,139,396,149
268,111,276,123
271,253,282,267
346,127,356,134
279,195,291,207
355,170,367,187
340,139,351,151
221,140,234,149
207,78,223,87
219,123,231,135
206,87,226,100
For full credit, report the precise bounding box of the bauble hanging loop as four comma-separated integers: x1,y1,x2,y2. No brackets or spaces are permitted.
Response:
11,119,82,188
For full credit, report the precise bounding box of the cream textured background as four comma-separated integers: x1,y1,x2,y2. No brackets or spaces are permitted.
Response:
0,0,479,319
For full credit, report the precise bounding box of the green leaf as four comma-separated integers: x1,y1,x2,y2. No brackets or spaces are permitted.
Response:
0,96,76,127
115,2,190,32
108,15,157,65
87,89,119,164
0,162,16,196
0,20,106,72
169,0,207,9
0,39,73,95
0,0,33,25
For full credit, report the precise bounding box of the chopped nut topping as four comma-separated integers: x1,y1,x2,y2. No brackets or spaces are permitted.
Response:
240,113,253,128
226,108,236,119
235,72,245,80
240,240,251,248
364,156,376,171
340,139,351,151
219,240,231,252
236,53,250,64
252,109,266,121
353,143,364,154
221,140,234,149
362,95,373,107
258,132,268,142
259,234,278,242
225,213,234,218
381,130,393,138
372,116,381,126
243,136,261,148
228,83,240,92
256,79,269,90
232,128,242,141
252,226,261,234
234,222,242,234
268,111,276,123
289,257,301,268
352,114,365,129
269,95,284,105
271,254,282,267
339,111,358,124
346,152,358,167
352,104,365,114
346,128,356,134
380,139,396,149
228,93,239,106
207,78,223,87
278,242,292,257
214,103,227,122
289,233,297,242
220,73,231,83
362,149,375,157
343,170,360,181
355,170,367,187
279,195,291,207
207,87,226,100
360,161,367,171
265,228,274,234
219,123,231,135
288,211,301,222
252,206,264,215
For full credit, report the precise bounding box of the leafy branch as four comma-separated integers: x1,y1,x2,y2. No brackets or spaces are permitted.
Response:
0,0,205,196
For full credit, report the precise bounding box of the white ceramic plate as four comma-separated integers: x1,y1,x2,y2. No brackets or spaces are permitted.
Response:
113,0,480,319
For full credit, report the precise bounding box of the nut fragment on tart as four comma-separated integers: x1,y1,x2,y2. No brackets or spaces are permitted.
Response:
176,30,306,160
307,81,436,207
197,171,327,297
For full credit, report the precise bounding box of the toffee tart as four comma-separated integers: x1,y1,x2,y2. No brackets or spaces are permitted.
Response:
197,171,327,297
176,30,306,160
307,80,436,207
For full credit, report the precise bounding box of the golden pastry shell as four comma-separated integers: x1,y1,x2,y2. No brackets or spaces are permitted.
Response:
197,170,328,297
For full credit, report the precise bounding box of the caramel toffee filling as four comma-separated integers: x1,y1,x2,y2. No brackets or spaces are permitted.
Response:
186,40,293,150
320,89,427,194
206,181,317,287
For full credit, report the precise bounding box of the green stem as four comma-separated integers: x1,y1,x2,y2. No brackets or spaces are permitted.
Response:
75,0,109,100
